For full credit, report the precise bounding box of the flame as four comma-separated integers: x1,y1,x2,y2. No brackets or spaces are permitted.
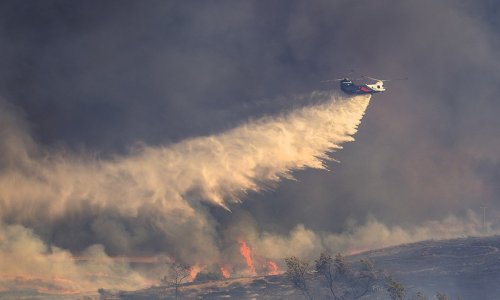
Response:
266,261,280,275
190,265,202,280
220,266,230,278
238,240,256,275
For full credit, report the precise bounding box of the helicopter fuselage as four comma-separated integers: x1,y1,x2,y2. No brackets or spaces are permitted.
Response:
340,79,385,94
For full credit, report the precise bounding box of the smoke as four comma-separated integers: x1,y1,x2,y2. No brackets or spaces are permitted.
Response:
252,210,498,261
0,223,151,295
0,92,370,293
2,88,496,295
1,1,500,297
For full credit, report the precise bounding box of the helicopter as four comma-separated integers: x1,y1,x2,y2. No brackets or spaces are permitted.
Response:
321,76,399,95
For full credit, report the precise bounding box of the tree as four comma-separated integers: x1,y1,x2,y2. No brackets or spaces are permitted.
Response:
350,258,380,299
385,275,406,300
285,256,313,300
161,262,191,300
436,292,449,300
315,252,338,299
315,252,381,300
334,253,352,276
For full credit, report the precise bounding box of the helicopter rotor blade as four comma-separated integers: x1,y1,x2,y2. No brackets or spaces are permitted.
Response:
362,76,385,81
320,78,344,83
362,75,408,82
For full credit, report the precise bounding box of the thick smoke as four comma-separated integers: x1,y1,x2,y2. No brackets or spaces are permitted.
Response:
0,223,151,294
1,92,497,294
0,92,495,294
0,92,370,293
2,0,500,296
252,211,497,262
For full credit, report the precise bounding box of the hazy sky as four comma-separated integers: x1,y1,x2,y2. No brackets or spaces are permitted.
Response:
1,0,500,293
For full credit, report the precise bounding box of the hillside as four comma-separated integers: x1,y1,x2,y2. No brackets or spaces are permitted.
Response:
101,235,500,300
353,235,500,299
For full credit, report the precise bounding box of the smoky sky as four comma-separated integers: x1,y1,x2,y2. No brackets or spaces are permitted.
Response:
1,0,500,245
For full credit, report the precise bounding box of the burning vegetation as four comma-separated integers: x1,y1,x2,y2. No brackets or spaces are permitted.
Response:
238,240,257,276
159,239,282,292
191,240,281,281
140,239,460,300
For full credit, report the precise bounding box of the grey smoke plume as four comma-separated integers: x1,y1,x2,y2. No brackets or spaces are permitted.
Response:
2,0,500,295
1,92,496,294
0,92,370,293
0,223,151,294
252,211,497,262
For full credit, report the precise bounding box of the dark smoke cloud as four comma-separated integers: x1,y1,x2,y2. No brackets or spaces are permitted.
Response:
240,0,500,231
0,87,374,292
1,0,500,294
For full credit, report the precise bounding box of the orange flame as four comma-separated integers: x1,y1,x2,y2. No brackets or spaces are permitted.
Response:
220,266,230,278
190,265,202,280
238,240,256,275
266,261,280,275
